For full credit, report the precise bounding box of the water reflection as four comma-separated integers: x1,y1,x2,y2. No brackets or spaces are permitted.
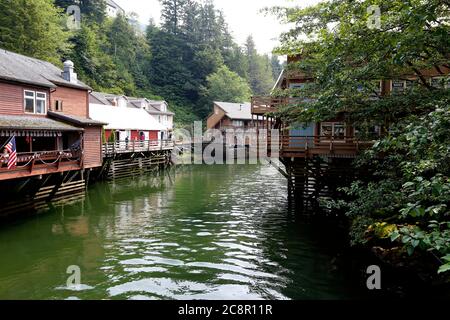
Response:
0,165,367,300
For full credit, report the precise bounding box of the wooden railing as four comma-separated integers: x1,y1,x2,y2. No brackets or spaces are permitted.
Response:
102,140,175,156
267,135,374,158
251,96,287,115
0,149,82,175
251,97,305,115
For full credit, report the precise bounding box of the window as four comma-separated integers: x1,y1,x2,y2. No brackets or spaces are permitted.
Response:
55,100,63,112
320,122,346,141
232,120,244,127
391,80,406,93
24,90,46,114
36,93,46,114
24,91,35,113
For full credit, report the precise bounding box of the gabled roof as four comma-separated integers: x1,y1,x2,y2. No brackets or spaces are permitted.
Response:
272,69,286,91
146,103,175,116
214,101,252,120
90,92,175,116
89,104,167,131
0,49,91,90
89,91,127,105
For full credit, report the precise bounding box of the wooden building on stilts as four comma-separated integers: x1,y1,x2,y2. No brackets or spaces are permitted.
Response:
251,54,450,211
0,49,105,218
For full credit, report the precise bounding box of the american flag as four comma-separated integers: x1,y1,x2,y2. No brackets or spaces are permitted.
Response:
5,136,17,170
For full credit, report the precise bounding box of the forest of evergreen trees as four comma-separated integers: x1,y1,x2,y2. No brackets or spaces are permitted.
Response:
0,0,281,124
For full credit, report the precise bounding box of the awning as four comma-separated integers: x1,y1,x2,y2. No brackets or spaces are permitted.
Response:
0,130,63,137
0,115,83,135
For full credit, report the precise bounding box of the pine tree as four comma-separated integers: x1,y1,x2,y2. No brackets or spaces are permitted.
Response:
271,55,283,81
0,0,70,65
68,23,120,91
160,0,188,35
107,13,151,93
245,36,274,95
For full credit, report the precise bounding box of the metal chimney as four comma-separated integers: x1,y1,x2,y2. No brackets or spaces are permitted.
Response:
62,60,78,83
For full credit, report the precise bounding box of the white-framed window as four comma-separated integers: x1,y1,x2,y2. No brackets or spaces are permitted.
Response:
391,80,406,93
24,90,35,113
320,122,346,141
24,90,46,114
232,120,244,127
36,92,46,114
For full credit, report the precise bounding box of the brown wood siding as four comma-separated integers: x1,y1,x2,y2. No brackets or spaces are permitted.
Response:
0,81,50,115
207,105,227,129
83,127,103,168
50,86,88,117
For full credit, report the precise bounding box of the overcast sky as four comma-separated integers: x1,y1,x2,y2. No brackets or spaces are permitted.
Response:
115,0,322,55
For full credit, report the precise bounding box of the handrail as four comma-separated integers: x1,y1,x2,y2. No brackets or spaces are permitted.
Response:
251,96,305,114
0,149,81,172
11,149,80,162
266,135,376,156
102,140,175,155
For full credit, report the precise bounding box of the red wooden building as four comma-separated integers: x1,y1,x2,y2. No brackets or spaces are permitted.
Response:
0,49,105,182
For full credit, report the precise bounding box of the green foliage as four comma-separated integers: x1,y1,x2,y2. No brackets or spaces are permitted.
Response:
0,0,71,65
0,0,274,125
348,106,450,271
108,130,116,143
273,0,450,274
68,23,121,91
204,65,252,103
149,0,275,120
101,127,107,144
245,36,274,95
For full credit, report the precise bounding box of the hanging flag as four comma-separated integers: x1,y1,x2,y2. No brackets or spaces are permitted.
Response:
5,136,17,170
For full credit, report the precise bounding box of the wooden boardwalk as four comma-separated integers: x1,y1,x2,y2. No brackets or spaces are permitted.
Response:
102,140,174,157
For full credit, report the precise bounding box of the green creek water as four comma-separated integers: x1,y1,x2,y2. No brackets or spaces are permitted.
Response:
0,165,372,300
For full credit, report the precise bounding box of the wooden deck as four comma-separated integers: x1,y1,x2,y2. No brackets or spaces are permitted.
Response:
0,150,82,181
102,140,174,157
251,96,286,115
271,135,373,159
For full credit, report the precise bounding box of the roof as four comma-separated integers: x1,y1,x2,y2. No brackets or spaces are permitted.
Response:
47,111,107,127
214,101,252,120
0,49,91,90
89,104,167,131
146,103,175,116
0,115,82,131
90,92,175,116
272,69,286,91
89,91,126,105
106,0,125,12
